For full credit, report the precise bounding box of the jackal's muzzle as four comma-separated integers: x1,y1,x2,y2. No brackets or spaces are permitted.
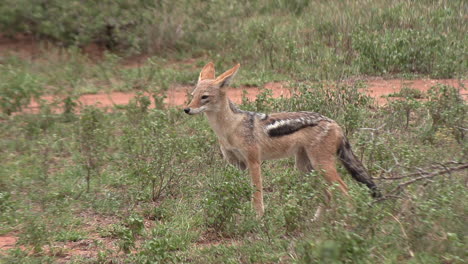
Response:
183,106,206,115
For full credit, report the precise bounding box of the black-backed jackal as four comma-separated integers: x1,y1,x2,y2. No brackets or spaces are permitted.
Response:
184,62,380,217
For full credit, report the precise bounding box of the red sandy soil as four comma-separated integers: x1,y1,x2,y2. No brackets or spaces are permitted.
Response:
25,79,467,113
0,33,107,61
26,82,294,112
0,34,42,60
365,78,467,102
0,235,17,251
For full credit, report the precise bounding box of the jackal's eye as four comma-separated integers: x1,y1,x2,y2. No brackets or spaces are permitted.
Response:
201,95,209,100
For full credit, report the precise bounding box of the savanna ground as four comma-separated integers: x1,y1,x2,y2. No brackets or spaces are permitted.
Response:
0,0,467,263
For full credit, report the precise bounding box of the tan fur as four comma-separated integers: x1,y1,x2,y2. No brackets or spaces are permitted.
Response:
185,63,353,217
199,62,216,81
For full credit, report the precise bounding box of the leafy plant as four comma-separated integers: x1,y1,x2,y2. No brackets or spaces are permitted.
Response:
388,87,425,99
0,65,41,115
126,214,145,236
133,226,190,263
76,106,106,192
425,85,466,144
386,90,423,130
112,224,136,254
120,96,191,201
18,217,51,253
295,232,370,264
55,230,86,242
204,167,252,233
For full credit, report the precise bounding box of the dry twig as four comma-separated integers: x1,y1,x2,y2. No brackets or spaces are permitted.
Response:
373,161,468,203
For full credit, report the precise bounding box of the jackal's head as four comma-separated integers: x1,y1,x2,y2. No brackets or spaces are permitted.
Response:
184,62,240,115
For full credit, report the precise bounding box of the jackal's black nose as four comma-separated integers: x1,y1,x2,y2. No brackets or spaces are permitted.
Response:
183,108,190,114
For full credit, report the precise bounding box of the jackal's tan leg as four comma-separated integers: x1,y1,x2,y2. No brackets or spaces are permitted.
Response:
295,147,314,174
246,150,264,217
298,147,328,220
305,149,349,195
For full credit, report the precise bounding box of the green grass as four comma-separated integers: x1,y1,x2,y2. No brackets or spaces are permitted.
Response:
0,0,466,82
0,80,466,263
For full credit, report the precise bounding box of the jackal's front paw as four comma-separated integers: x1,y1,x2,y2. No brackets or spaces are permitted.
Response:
255,207,264,219
252,199,265,218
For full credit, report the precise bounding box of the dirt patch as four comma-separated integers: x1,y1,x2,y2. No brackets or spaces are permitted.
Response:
25,79,467,114
364,78,467,104
0,34,45,60
0,34,109,62
0,211,123,261
0,235,18,252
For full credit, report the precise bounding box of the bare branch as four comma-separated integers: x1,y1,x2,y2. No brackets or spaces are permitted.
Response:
373,161,468,203
391,163,468,194
376,161,466,180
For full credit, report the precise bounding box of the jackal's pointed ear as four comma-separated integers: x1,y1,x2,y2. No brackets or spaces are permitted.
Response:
213,63,240,88
198,62,216,82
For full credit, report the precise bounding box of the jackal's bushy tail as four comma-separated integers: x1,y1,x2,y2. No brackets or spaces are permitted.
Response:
338,138,381,198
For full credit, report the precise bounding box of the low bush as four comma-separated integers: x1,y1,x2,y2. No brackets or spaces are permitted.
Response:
0,64,42,116
204,167,253,234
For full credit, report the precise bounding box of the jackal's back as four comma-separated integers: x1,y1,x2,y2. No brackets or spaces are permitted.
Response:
260,111,334,138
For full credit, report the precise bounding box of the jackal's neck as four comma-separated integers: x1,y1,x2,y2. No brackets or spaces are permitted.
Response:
204,92,240,136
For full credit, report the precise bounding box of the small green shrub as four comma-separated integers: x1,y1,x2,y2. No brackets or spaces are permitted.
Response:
204,167,252,233
388,87,425,99
296,231,370,264
133,226,189,263
76,106,106,192
0,65,41,116
55,230,86,242
386,95,422,130
126,213,145,236
0,191,15,224
271,168,326,233
112,224,136,254
62,96,78,122
106,214,145,254
18,218,51,253
425,85,466,144
120,97,193,202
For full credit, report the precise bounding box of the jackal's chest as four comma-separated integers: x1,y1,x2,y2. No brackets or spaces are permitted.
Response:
217,132,245,150
211,121,253,149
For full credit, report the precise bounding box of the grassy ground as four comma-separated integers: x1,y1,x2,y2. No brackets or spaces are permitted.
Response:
1,1,467,78
1,81,466,263
0,0,467,263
